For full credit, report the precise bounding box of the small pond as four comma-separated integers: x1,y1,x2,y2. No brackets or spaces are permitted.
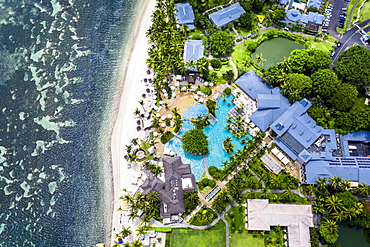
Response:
251,37,304,68
335,223,370,246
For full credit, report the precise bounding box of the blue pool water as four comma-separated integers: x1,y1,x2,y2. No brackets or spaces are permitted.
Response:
167,96,251,180
206,187,220,200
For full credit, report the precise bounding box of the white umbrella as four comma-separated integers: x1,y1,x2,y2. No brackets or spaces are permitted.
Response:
161,116,166,121
161,123,166,128
167,114,173,119
197,91,202,96
153,132,159,137
156,113,161,118
204,81,209,86
159,101,164,105
210,83,214,87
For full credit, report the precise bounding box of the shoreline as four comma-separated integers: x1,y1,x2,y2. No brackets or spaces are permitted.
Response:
109,0,156,245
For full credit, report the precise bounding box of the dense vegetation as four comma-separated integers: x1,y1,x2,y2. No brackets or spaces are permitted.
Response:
189,206,218,226
334,45,370,89
263,45,370,134
301,177,370,245
182,128,209,155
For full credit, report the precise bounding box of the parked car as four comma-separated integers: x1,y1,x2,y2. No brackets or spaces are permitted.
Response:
339,24,344,28
337,42,342,47
322,26,328,29
331,51,336,57
342,8,347,11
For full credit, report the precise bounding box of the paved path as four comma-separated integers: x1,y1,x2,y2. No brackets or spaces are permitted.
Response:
221,215,230,247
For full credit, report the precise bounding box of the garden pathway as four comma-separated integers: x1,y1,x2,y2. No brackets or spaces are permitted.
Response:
228,59,239,80
221,215,230,247
347,0,361,29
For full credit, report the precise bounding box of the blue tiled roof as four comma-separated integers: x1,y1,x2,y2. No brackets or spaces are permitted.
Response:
307,12,324,25
250,109,273,132
270,99,312,137
235,70,272,100
184,40,204,63
300,14,309,24
257,94,281,109
297,149,312,164
209,3,246,28
175,2,195,25
305,157,370,184
286,9,302,22
279,0,289,5
307,0,322,9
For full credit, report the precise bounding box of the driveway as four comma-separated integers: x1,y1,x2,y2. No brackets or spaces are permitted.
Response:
331,20,370,65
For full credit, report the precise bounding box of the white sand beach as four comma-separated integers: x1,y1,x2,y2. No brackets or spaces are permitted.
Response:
110,0,156,244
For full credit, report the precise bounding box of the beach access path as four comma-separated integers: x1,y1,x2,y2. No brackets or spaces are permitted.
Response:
110,0,157,245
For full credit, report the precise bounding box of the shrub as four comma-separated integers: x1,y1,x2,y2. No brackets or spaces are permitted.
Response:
210,59,222,68
208,166,226,181
199,86,212,96
223,87,232,96
206,99,216,117
160,131,174,144
182,129,209,155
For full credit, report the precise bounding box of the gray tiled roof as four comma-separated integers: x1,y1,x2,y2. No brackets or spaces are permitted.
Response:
209,3,246,28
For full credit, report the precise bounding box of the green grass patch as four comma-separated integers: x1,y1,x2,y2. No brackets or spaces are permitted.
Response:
230,231,265,247
231,41,250,70
210,63,234,77
168,221,226,247
236,27,252,37
189,28,204,38
323,35,338,43
199,185,212,194
310,40,334,52
345,0,358,30
360,0,370,22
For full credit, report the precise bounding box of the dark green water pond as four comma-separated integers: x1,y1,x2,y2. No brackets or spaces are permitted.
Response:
251,37,304,68
335,223,370,246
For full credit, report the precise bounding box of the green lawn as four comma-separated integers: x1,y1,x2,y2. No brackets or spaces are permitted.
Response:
230,232,265,247
210,63,234,77
310,40,334,52
360,0,370,22
231,42,249,70
167,221,226,247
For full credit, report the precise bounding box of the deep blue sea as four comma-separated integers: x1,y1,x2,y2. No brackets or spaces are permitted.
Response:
0,0,139,246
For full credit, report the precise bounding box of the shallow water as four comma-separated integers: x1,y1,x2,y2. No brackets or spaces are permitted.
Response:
0,0,139,246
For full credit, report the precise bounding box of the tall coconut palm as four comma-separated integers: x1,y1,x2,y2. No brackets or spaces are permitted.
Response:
120,226,132,238
324,195,343,213
136,225,147,237
356,182,370,196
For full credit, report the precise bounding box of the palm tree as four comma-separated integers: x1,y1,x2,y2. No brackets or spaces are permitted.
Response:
151,164,163,176
128,210,139,221
138,100,146,112
131,138,139,146
329,175,342,191
254,53,266,65
324,195,343,213
131,239,143,247
338,180,351,192
134,108,141,117
356,182,370,196
120,226,132,238
136,224,147,237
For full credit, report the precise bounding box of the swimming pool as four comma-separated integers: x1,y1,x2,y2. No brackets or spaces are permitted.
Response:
166,96,252,180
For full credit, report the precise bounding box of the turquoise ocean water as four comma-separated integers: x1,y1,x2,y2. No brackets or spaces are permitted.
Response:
0,0,140,246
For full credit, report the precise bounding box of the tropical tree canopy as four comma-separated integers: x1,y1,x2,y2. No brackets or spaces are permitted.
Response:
311,69,340,100
328,83,358,111
182,128,209,155
281,73,312,102
210,30,234,57
272,7,286,22
334,45,370,89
